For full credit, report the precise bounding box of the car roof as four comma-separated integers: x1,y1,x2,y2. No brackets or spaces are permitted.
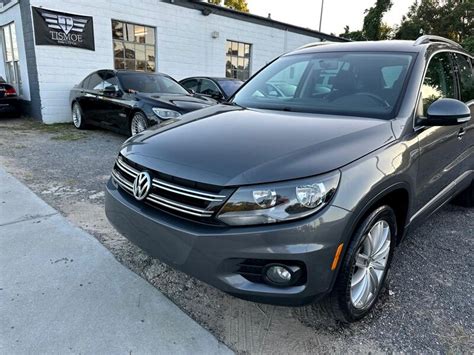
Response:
287,39,467,56
181,76,243,82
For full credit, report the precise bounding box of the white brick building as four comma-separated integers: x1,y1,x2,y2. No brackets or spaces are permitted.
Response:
0,0,344,123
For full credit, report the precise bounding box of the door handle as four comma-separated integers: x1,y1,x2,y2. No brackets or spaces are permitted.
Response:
458,128,466,140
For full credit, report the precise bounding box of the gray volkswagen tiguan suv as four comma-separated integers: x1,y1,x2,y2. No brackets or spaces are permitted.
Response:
105,36,473,322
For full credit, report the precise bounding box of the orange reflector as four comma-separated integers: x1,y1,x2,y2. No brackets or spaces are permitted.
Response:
331,243,344,271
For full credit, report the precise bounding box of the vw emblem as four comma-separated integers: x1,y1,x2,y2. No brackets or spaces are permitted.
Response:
133,172,152,201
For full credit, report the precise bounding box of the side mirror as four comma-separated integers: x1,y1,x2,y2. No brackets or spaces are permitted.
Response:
421,98,471,126
104,85,119,96
211,92,224,101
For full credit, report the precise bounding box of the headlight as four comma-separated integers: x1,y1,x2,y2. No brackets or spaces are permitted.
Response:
217,171,340,226
152,108,181,120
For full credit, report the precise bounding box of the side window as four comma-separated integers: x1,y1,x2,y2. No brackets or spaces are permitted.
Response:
181,79,199,92
454,53,474,103
420,52,456,116
86,73,104,91
200,79,220,96
102,73,120,91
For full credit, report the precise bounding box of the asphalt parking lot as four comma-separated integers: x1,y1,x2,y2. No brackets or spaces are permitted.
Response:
1,117,473,353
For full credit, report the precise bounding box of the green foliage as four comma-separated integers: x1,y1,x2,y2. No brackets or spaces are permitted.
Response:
395,0,473,46
462,36,474,54
362,0,393,40
208,0,249,12
340,26,365,41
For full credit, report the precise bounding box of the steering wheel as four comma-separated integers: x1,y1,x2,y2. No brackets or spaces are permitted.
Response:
351,92,391,108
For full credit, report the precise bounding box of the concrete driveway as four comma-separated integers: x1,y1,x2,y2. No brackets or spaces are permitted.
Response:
0,167,230,354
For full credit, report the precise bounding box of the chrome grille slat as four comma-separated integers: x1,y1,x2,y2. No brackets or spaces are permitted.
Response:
152,182,223,202
117,158,139,177
112,170,133,193
152,179,225,199
113,156,229,221
147,194,213,217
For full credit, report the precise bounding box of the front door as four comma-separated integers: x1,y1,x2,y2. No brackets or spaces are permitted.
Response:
414,51,464,215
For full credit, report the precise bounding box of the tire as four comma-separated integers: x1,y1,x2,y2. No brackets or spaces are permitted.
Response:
71,102,87,129
130,112,149,136
318,205,397,323
452,180,474,207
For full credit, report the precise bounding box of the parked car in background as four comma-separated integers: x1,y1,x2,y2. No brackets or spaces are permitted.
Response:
0,77,20,117
69,70,217,136
105,36,473,322
180,77,244,102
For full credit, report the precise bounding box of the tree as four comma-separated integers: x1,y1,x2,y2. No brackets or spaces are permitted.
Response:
395,0,473,52
208,0,249,12
340,25,365,41
362,0,393,40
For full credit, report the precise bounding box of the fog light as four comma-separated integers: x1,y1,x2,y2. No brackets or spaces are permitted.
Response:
264,264,301,286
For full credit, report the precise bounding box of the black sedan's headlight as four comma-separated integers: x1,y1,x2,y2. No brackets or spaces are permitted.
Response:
216,171,340,226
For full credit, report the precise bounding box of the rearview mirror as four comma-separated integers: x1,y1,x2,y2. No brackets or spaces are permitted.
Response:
420,98,471,126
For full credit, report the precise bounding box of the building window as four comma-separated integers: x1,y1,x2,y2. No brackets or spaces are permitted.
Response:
226,40,251,80
1,22,21,94
112,20,155,72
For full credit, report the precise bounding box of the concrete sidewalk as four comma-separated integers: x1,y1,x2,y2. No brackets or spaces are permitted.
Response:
0,167,231,354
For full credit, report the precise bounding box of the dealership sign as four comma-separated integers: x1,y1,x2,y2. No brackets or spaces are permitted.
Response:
32,7,95,51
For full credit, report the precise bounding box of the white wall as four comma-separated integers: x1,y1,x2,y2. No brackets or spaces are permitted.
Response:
0,1,31,100
30,0,321,123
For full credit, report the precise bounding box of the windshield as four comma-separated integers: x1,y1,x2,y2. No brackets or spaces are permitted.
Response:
233,52,415,119
118,73,189,95
217,79,244,97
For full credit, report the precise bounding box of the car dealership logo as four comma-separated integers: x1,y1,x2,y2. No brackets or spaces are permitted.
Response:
133,172,152,201
41,11,88,35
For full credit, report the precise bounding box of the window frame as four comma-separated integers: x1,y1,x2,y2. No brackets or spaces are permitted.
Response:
414,49,468,130
111,19,156,72
226,40,251,80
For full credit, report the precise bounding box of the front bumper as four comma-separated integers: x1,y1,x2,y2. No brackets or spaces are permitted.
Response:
105,178,352,306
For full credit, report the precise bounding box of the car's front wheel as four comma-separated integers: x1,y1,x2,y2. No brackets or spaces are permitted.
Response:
72,102,87,129
321,205,397,322
130,112,149,136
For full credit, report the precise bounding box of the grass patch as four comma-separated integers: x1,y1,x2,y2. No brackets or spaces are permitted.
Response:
50,132,87,141
0,118,73,133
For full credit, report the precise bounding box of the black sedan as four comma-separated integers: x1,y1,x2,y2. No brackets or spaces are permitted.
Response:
180,77,243,102
69,70,217,136
0,77,20,117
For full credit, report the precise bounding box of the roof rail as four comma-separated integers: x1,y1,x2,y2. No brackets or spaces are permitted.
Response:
414,35,461,48
297,41,333,50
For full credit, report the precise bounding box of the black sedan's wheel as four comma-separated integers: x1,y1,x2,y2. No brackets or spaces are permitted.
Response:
72,102,86,129
321,205,397,322
130,112,149,136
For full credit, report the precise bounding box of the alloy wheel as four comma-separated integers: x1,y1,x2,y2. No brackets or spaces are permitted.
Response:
131,113,148,136
72,103,81,128
350,220,391,309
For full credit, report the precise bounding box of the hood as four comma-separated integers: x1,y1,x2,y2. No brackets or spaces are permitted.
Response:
121,105,395,186
135,93,215,113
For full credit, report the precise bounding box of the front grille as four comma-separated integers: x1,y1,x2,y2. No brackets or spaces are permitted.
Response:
112,155,233,223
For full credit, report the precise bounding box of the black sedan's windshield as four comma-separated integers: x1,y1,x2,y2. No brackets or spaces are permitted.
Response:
118,73,189,95
233,51,416,119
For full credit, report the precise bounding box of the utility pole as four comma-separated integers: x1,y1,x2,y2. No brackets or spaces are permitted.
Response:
319,0,324,32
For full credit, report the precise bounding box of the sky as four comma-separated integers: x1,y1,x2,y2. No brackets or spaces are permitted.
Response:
246,0,414,36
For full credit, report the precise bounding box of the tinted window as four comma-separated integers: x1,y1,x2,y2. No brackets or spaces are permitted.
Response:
181,79,199,92
86,73,103,91
102,72,120,91
118,73,188,94
420,52,456,116
200,79,220,96
454,53,474,103
217,79,243,97
233,52,415,119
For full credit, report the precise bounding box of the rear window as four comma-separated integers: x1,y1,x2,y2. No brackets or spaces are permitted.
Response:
233,51,416,119
118,73,188,94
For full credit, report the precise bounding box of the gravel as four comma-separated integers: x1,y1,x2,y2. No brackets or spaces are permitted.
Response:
1,117,472,353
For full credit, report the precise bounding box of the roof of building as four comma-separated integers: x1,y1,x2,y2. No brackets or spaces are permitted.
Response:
167,0,348,43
